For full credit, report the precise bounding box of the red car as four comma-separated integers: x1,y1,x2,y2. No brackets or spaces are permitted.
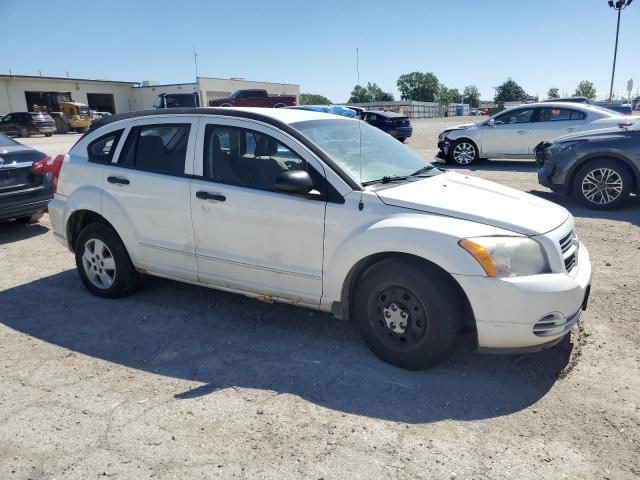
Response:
208,89,297,108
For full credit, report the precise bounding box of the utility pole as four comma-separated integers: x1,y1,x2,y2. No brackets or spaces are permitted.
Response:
608,0,634,102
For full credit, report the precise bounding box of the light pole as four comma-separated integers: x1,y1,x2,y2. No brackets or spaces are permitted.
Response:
608,0,633,102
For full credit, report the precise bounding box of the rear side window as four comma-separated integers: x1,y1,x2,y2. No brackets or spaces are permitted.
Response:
118,124,190,176
538,108,586,122
87,129,123,163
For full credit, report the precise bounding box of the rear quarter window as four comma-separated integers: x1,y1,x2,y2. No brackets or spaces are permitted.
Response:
87,129,124,164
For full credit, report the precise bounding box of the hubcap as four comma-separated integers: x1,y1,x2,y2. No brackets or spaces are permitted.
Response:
368,285,429,349
453,142,475,164
82,238,116,289
582,168,623,205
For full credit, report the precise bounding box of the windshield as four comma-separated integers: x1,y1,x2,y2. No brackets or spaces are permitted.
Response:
291,119,432,185
0,133,19,147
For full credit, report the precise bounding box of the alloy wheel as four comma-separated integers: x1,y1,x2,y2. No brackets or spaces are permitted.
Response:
453,142,476,165
581,168,623,205
82,238,116,289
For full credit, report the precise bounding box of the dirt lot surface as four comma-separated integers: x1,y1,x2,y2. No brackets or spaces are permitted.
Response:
2,120,639,479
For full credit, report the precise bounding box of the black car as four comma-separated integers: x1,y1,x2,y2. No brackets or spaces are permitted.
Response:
0,112,56,137
536,123,640,209
0,133,57,223
361,110,413,142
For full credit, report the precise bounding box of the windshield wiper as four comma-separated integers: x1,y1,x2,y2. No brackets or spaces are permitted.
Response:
361,175,409,187
409,165,436,176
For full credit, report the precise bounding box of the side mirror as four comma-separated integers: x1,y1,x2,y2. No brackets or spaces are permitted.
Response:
486,118,495,126
275,170,314,195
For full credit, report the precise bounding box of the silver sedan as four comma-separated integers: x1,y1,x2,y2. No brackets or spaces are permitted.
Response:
437,102,637,166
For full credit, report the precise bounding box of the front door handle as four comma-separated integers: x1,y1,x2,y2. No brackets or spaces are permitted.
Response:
517,130,527,135
566,128,576,132
196,191,226,202
107,176,130,185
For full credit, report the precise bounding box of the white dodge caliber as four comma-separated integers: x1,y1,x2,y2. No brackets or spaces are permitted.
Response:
48,108,592,369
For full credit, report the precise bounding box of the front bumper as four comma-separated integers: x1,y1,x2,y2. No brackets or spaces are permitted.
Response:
453,242,591,351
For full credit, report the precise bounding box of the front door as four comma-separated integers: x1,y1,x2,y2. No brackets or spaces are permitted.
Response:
102,117,199,280
189,118,326,306
480,107,536,157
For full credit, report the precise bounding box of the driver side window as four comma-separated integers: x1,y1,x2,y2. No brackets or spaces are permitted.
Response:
494,108,535,125
202,125,317,192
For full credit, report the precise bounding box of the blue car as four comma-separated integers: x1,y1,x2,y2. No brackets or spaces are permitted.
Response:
361,110,413,142
285,105,357,118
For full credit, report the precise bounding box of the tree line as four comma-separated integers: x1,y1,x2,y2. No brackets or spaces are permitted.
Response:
300,74,599,107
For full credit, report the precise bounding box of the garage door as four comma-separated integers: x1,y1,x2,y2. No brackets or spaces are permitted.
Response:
87,93,116,114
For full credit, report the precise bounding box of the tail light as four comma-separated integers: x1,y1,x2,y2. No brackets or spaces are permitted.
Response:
384,119,394,124
618,122,632,129
31,154,64,193
293,98,297,105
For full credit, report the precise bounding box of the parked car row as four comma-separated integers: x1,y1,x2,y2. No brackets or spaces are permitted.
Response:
0,112,56,137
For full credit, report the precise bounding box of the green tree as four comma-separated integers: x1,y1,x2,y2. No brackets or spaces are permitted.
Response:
348,83,395,103
547,87,560,99
299,93,332,105
396,72,440,102
494,78,528,102
463,85,481,107
573,81,596,100
348,85,371,103
365,82,395,102
439,86,461,105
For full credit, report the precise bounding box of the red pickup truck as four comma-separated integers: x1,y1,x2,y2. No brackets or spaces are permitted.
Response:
208,89,297,108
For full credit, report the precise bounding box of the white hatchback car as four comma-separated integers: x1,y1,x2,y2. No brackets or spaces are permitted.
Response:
48,107,592,369
438,102,636,166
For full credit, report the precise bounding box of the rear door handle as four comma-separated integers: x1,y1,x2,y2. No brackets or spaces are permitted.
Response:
566,128,576,132
517,130,527,135
107,176,130,185
196,191,226,202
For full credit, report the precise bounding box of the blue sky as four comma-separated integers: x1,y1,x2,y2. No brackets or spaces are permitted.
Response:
1,0,639,102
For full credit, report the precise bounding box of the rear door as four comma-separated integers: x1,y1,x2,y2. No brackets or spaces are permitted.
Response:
531,107,587,145
102,116,199,280
480,107,535,156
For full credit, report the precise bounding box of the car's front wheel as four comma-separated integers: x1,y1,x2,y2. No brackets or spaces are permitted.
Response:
74,223,139,298
572,159,632,210
353,258,462,370
19,127,31,138
449,139,478,166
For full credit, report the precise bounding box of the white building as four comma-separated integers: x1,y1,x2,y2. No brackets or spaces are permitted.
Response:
0,74,300,115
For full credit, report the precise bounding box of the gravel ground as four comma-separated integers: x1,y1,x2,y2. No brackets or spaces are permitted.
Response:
1,119,639,479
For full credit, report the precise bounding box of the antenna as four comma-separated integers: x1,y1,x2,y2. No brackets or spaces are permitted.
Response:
356,48,360,86
193,47,199,79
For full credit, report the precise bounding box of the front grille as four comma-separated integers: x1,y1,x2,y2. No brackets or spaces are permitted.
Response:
559,231,577,272
533,308,581,337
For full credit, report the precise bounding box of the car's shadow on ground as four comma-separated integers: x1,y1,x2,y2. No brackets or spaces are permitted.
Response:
529,189,640,226
0,220,49,245
2,269,576,424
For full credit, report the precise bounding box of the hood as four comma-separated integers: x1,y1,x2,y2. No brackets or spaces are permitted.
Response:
376,171,569,236
446,123,475,131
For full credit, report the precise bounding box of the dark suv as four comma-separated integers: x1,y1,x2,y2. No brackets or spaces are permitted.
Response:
0,112,56,137
536,123,640,209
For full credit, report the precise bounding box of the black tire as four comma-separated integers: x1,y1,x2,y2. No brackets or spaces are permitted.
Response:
74,222,139,298
274,103,286,108
45,133,53,137
352,258,462,370
448,139,478,166
19,127,31,138
54,117,69,134
397,137,407,143
17,212,44,224
572,159,632,210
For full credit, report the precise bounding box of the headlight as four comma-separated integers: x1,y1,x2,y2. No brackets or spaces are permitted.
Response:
459,236,550,278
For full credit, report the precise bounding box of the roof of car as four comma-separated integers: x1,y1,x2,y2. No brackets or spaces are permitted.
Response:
366,110,406,118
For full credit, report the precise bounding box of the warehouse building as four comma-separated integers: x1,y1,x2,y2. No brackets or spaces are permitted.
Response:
0,74,299,115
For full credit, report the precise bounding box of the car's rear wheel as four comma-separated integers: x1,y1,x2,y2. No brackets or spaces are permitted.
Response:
352,258,462,370
274,103,286,108
74,223,139,298
45,133,53,137
397,137,407,143
572,159,632,210
220,103,232,107
449,139,478,166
